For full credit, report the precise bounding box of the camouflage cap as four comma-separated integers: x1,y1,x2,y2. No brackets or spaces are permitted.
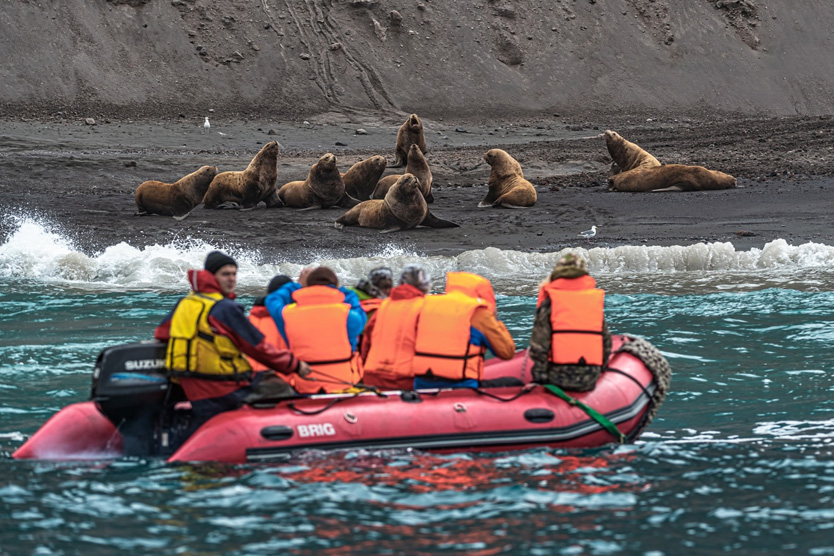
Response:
549,252,589,280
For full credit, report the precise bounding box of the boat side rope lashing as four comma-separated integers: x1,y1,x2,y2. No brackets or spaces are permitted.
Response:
474,383,537,402
603,366,656,443
542,384,626,444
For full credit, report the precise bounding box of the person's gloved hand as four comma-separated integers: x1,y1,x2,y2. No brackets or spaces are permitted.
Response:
297,361,312,377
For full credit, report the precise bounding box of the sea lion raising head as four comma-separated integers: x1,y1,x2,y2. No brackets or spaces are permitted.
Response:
334,173,458,233
202,141,283,210
392,113,427,167
278,153,360,209
372,143,434,202
478,148,537,208
134,165,218,220
604,130,661,174
341,155,387,201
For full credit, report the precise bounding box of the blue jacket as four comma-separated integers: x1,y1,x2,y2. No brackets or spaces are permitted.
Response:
265,282,367,350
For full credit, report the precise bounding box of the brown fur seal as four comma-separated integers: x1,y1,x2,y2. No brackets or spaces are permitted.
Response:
203,141,283,210
278,153,360,209
478,149,538,208
341,155,387,201
334,173,458,233
134,165,218,220
608,164,737,192
604,130,661,174
392,114,427,167
372,144,434,202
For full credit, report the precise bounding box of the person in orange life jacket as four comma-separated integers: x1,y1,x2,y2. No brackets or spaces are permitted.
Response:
528,253,612,392
246,274,292,375
154,252,311,426
412,271,516,390
360,265,433,390
265,266,367,394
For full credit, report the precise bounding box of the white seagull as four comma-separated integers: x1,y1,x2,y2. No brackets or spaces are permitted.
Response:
203,116,210,134
579,225,598,241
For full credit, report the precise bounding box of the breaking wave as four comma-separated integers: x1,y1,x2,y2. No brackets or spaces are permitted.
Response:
2,215,834,295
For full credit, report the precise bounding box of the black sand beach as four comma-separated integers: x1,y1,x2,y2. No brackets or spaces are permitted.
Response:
1,112,832,262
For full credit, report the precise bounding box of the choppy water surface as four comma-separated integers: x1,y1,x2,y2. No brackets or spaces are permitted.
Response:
2,217,834,555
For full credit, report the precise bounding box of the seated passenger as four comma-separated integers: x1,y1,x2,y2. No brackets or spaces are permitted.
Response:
247,274,292,378
529,253,612,392
265,266,367,394
361,265,432,390
412,272,516,389
349,266,394,315
154,251,310,429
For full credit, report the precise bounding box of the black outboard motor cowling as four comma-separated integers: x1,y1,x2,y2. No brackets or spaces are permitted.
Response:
90,342,176,456
91,341,170,424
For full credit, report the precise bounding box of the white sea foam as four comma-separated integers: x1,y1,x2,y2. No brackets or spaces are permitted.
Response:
2,215,834,294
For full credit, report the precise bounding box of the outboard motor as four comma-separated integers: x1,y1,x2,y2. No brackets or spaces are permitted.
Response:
90,341,176,456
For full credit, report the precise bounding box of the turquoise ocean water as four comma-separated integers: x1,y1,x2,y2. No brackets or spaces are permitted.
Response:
2,215,834,555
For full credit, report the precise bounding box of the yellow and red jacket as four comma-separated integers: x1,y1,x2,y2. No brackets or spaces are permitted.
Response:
165,291,253,380
363,288,426,389
538,275,605,366
412,291,489,381
282,285,363,394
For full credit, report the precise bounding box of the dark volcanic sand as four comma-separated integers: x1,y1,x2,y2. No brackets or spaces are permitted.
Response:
1,112,832,263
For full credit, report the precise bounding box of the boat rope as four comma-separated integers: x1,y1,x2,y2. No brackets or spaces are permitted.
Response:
603,366,656,443
474,383,537,402
609,335,672,438
543,384,626,444
301,371,386,396
287,396,353,415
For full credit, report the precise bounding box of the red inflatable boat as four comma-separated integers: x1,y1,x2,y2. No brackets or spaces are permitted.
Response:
13,336,668,463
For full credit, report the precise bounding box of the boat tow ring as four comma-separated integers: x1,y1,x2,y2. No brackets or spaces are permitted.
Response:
453,402,467,413
344,411,358,424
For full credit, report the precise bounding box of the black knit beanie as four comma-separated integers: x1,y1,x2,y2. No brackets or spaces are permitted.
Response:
204,251,237,274
267,274,292,293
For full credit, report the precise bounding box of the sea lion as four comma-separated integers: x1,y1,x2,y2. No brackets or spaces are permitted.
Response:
134,165,218,220
392,113,427,167
278,153,360,209
604,130,661,173
341,155,387,201
608,164,737,192
478,149,538,208
372,144,434,202
334,173,458,233
203,141,283,210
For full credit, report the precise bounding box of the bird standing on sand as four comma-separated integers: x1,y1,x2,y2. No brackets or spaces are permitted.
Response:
579,225,598,242
203,117,210,134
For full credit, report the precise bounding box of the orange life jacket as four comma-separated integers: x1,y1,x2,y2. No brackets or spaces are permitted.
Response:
363,296,425,389
445,271,497,314
246,305,290,378
412,292,488,381
282,285,362,394
359,297,383,315
538,275,605,366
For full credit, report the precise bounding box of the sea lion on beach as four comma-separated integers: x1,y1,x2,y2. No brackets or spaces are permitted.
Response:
278,153,360,209
478,149,537,208
608,164,737,192
203,141,283,210
334,173,458,233
341,155,387,201
134,165,217,220
372,144,434,202
604,130,661,174
392,113,427,167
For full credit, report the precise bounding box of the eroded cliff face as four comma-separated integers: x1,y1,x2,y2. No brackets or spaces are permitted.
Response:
1,0,832,119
